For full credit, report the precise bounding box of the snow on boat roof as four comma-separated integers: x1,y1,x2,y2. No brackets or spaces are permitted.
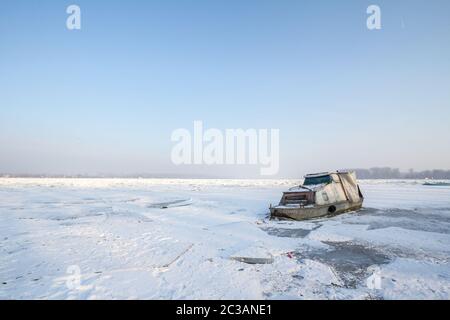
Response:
304,171,353,178
287,183,326,192
304,172,331,178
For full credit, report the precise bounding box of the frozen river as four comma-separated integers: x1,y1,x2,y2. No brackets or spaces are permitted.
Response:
0,178,449,299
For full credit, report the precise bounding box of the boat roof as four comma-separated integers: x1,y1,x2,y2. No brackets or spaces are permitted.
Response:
304,171,354,178
287,184,325,192
304,172,331,178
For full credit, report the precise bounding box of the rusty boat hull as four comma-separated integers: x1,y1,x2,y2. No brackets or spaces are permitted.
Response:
270,199,363,221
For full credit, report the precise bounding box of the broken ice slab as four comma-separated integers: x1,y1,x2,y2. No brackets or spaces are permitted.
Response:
147,198,193,209
230,246,274,264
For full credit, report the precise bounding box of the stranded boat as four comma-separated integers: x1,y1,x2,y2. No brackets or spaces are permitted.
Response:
270,171,364,221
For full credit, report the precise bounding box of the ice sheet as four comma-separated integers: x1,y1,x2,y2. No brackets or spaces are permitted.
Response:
0,178,449,299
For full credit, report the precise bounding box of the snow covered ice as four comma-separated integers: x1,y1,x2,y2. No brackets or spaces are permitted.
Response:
0,178,449,299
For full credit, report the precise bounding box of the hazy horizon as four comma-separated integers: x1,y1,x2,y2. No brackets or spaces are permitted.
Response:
1,0,450,178
2,167,450,180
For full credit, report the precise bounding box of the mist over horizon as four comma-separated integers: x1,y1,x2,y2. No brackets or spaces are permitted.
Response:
2,167,450,180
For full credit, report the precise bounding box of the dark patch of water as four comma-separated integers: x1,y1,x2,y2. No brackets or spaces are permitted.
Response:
296,241,390,288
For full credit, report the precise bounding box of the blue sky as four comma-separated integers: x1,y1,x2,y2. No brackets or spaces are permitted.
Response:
1,0,450,177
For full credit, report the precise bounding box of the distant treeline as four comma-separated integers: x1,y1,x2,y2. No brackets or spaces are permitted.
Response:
348,168,450,179
2,168,450,179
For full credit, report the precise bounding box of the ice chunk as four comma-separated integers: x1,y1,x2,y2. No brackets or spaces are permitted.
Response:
230,246,274,264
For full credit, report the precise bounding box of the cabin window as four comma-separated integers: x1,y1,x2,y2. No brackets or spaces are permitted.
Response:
286,194,307,201
303,175,332,186
283,192,314,204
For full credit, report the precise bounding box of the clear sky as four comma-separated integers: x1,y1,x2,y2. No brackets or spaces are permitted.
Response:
1,0,450,178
